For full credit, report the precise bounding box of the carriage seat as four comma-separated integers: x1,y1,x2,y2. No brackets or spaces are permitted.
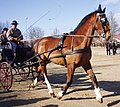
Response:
0,40,14,62
0,40,25,63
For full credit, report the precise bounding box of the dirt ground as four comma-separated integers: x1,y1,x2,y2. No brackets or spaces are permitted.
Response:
0,47,120,107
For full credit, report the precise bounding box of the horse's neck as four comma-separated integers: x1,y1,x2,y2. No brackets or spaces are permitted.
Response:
74,15,96,49
75,14,96,36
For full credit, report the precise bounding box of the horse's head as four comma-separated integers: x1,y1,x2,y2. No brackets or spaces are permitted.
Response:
94,5,111,41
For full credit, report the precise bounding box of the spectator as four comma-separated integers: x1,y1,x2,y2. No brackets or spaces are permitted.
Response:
115,41,118,54
112,41,116,55
106,41,111,55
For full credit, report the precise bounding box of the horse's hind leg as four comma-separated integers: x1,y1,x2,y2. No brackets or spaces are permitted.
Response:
29,66,41,89
82,61,103,103
57,63,75,99
41,64,56,97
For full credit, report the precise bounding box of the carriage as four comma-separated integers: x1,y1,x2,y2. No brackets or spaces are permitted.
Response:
0,38,67,91
0,39,39,91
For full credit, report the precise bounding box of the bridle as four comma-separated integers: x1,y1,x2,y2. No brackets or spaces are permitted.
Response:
94,12,110,38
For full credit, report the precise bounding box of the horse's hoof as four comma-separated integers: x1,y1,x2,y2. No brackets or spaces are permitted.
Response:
50,92,56,98
29,84,35,89
57,95,62,100
56,91,64,100
96,98,103,103
94,87,103,103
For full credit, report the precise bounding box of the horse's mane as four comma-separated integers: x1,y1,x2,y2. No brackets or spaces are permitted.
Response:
71,10,98,34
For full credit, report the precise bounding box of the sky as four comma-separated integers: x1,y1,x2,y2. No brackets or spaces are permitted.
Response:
0,0,120,38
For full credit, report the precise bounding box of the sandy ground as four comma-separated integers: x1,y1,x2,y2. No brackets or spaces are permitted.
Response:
0,47,120,107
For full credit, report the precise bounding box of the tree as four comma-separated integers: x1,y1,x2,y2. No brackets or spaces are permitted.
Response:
0,22,3,32
27,27,44,39
0,21,9,33
52,28,60,36
26,27,44,47
108,12,120,39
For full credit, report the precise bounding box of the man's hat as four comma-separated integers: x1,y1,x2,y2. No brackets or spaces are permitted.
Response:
11,20,19,25
2,27,8,33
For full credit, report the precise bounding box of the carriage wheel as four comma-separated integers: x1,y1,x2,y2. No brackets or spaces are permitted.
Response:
0,62,13,91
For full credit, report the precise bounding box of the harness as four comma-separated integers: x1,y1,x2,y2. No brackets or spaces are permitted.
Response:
57,34,67,51
54,34,91,67
57,34,67,66
53,12,109,67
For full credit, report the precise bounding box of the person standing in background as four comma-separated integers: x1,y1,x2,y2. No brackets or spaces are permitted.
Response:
106,41,111,55
112,41,116,55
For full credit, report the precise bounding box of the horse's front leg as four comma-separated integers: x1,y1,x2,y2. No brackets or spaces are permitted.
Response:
82,61,103,103
57,63,75,99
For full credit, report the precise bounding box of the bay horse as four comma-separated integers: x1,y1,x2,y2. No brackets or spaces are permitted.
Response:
32,5,111,103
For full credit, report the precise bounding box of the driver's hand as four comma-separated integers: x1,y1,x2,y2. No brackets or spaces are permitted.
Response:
13,37,18,41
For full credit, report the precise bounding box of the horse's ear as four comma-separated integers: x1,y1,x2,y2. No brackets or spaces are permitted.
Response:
103,8,106,13
98,4,102,12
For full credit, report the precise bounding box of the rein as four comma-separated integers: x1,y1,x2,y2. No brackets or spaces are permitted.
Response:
49,47,91,60
62,34,99,38
20,34,99,43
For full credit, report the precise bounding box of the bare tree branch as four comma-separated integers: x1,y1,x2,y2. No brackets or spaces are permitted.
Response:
108,12,120,39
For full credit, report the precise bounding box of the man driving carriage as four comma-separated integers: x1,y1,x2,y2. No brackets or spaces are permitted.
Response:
7,20,23,54
6,20,25,61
